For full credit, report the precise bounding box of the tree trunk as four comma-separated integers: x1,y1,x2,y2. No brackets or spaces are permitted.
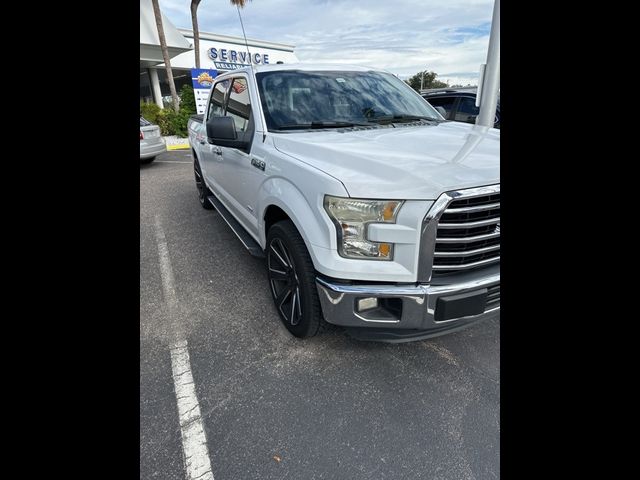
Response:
151,0,180,112
191,0,202,69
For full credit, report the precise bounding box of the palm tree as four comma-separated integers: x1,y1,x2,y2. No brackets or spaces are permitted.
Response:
151,0,180,112
191,0,251,70
191,1,202,69
153,0,253,112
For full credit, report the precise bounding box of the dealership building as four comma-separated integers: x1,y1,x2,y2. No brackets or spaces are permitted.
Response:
140,0,299,108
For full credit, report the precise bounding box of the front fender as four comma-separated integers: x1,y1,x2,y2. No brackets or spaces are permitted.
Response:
258,177,346,267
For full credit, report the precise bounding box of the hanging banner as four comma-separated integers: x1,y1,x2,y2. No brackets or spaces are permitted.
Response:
190,68,218,115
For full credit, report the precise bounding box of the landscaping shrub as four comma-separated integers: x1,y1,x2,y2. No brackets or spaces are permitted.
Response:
179,85,196,115
140,85,196,137
140,102,162,125
164,109,192,138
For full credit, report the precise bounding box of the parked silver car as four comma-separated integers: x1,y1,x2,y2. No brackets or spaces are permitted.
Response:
140,116,165,163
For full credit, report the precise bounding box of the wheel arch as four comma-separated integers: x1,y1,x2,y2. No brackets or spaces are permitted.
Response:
264,205,290,237
259,180,336,271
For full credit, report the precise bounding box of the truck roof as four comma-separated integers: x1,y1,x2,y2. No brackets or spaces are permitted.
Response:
220,63,389,75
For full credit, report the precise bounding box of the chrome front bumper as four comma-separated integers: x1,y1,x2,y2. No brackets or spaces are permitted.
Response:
316,272,500,342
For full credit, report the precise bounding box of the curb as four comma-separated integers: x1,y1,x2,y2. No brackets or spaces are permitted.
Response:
164,135,190,150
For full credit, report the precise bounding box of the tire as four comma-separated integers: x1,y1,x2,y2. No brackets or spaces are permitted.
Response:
194,157,214,210
140,156,155,164
266,220,326,338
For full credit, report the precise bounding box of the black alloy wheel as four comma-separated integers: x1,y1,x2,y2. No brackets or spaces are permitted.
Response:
266,220,325,338
268,236,303,327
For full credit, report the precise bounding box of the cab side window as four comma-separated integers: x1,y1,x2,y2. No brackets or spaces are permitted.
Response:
226,78,252,137
426,96,455,119
207,79,230,119
455,97,480,124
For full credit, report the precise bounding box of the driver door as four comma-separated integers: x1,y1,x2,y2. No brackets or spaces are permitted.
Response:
216,76,259,237
201,78,231,196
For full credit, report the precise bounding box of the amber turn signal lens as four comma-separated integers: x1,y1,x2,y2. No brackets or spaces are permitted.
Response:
378,243,391,257
382,202,399,221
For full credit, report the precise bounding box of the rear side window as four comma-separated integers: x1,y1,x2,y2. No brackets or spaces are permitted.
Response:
426,96,455,118
140,116,151,126
455,97,480,123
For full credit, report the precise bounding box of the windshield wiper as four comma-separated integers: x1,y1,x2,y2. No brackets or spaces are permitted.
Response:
275,121,375,130
370,114,441,124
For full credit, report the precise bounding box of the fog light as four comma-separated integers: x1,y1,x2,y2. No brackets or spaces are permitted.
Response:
357,297,378,312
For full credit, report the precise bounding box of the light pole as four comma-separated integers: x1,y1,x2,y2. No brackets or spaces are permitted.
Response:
476,0,500,127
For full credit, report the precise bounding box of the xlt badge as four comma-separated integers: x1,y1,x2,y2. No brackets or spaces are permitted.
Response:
251,158,266,171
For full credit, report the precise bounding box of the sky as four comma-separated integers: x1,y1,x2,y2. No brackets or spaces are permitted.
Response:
158,0,495,85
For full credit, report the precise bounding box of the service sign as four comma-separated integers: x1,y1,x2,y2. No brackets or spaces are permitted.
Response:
207,48,270,67
190,68,218,114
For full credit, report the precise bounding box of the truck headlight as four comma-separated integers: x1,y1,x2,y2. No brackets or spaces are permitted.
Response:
324,196,403,260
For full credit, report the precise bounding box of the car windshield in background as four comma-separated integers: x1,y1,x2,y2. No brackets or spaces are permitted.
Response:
256,70,442,131
140,116,152,127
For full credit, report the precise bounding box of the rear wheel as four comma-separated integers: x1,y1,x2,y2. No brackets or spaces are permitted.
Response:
266,220,326,338
140,156,155,164
194,157,214,209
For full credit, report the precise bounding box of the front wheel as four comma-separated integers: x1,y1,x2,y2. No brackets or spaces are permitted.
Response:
266,220,326,338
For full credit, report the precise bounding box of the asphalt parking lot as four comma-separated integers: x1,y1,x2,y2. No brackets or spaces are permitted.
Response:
140,150,500,480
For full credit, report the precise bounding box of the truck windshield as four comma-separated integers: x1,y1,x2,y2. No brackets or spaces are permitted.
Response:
255,70,443,131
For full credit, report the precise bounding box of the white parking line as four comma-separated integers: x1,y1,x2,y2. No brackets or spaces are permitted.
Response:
156,160,191,164
154,216,215,480
170,341,215,480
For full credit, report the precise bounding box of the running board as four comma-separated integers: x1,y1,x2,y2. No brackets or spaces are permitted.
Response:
207,195,265,258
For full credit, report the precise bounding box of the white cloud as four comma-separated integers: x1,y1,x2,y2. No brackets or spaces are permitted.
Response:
158,0,495,85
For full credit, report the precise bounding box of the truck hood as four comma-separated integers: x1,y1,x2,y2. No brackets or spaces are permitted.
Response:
272,122,500,200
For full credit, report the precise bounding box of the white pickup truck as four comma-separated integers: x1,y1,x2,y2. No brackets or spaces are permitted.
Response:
187,64,499,342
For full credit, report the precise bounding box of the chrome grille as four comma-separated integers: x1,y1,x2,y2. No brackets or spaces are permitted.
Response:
432,191,500,275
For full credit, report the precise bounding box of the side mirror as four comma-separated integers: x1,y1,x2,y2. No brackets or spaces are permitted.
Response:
206,116,248,149
435,106,447,118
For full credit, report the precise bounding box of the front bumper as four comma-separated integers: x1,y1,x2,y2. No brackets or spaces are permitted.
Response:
316,271,499,342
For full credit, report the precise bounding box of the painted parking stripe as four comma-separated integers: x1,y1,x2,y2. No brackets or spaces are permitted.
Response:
154,216,215,480
155,160,192,164
170,341,215,480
